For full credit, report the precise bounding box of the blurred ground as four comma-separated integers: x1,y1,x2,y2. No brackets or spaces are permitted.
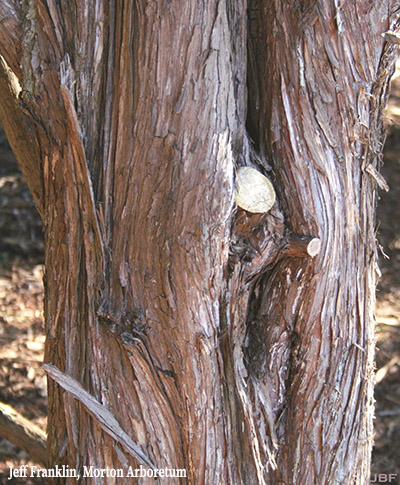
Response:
0,69,399,484
0,128,46,485
372,63,400,480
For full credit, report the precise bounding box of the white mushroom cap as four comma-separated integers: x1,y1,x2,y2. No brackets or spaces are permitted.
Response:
235,166,276,213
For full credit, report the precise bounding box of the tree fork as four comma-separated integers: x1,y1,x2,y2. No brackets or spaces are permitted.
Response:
0,1,399,484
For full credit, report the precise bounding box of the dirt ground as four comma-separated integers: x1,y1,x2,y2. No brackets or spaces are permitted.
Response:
0,74,399,484
371,64,400,480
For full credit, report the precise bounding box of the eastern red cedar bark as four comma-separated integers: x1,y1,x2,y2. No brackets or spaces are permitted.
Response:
0,1,398,483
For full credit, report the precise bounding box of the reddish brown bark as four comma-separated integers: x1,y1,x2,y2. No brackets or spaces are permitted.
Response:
0,1,398,483
246,2,399,482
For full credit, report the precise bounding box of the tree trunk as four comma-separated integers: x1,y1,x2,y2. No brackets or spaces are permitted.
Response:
0,1,398,483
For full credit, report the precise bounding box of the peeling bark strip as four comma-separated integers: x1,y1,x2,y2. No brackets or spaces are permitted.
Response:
43,364,155,469
0,1,399,484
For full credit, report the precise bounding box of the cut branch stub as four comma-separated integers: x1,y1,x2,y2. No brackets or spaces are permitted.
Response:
282,234,322,258
235,166,276,213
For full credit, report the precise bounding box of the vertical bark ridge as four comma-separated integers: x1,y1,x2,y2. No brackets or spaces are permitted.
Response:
38,0,253,482
0,0,398,483
246,1,398,483
109,3,250,481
